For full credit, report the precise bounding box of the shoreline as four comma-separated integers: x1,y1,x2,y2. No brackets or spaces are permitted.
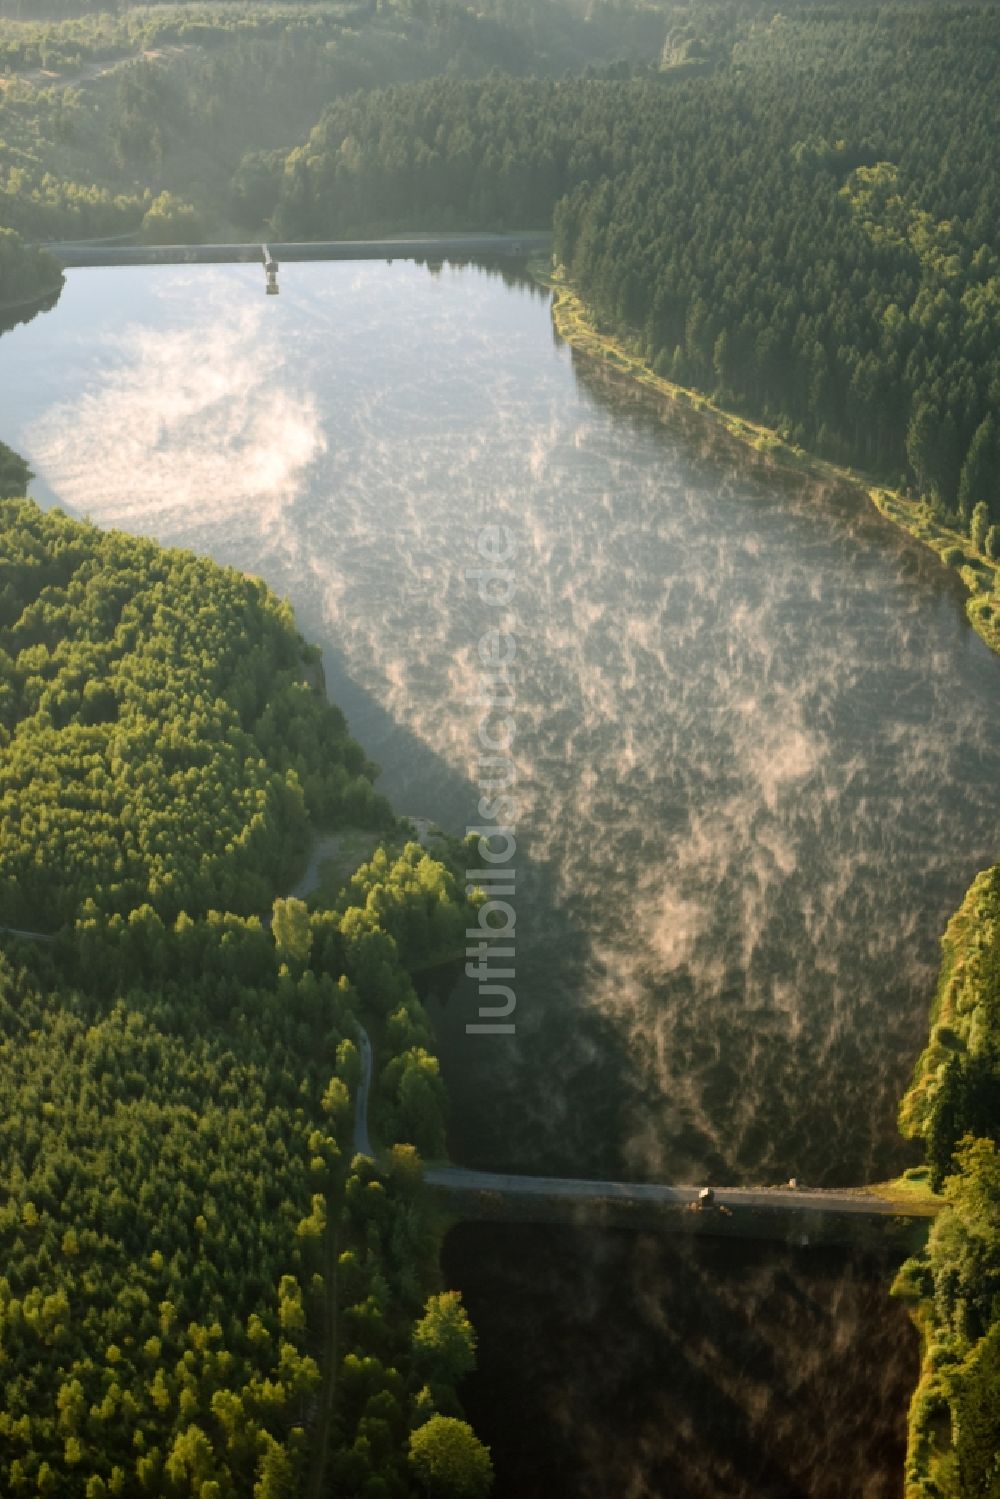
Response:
0,275,64,320
42,231,552,269
531,264,1000,1495
533,263,1000,663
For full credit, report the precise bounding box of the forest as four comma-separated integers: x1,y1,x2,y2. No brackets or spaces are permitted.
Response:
0,497,491,1496
3,0,1000,1489
5,1,1000,538
0,497,395,930
893,868,1000,1498
0,225,60,308
0,437,32,496
267,0,1000,547
0,0,664,264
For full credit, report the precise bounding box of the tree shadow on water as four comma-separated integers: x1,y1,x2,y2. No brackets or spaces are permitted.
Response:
443,1223,917,1499
317,634,646,1178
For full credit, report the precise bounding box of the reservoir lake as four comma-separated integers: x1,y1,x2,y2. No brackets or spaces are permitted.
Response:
5,258,999,1494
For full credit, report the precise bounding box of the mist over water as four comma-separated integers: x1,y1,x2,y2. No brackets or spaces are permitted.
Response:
6,260,999,1191
11,258,991,1491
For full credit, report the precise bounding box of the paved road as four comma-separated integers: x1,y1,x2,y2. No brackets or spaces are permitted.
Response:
43,233,552,268
2,901,928,1226
351,1028,932,1220
422,1165,934,1219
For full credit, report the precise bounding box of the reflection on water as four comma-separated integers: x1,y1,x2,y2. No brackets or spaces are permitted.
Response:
3,258,967,1494
444,1223,917,1499
2,260,999,1188
0,287,62,340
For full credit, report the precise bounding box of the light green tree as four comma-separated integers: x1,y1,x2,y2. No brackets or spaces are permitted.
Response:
971,501,990,554
271,898,312,966
408,1416,493,1498
412,1293,477,1388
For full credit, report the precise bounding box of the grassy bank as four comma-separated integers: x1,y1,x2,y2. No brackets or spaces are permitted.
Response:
867,1168,944,1215
535,264,1000,663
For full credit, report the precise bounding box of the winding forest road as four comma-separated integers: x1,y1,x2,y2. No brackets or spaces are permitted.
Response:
0,918,933,1229
0,925,55,944
0,917,935,1227
4,44,193,96
353,1026,374,1160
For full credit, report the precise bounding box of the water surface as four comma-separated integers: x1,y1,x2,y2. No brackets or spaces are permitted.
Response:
445,1224,916,1499
3,260,997,1190
10,258,995,1494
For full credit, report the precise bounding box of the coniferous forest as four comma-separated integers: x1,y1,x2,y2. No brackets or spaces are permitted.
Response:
2,0,1000,1493
270,4,1000,541
0,498,489,1496
895,870,1000,1499
5,0,1000,544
